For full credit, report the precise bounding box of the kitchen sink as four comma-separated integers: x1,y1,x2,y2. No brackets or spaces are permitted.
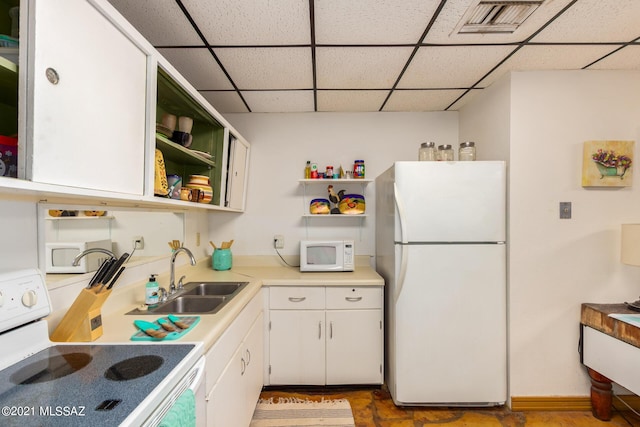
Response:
181,281,248,296
126,281,249,315
151,295,227,314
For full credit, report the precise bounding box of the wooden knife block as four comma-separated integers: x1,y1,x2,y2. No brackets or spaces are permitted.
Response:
50,288,112,342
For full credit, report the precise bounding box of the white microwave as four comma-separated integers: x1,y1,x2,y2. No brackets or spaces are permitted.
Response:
300,240,354,272
45,240,112,274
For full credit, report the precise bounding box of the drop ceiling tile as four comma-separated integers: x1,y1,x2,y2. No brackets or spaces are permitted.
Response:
107,0,202,46
315,0,441,44
587,46,640,70
317,90,389,112
532,0,640,43
398,45,515,89
384,89,467,111
215,48,313,90
424,0,573,44
446,89,483,110
157,48,233,90
200,91,249,114
316,47,413,89
479,44,619,87
242,91,315,113
181,0,310,45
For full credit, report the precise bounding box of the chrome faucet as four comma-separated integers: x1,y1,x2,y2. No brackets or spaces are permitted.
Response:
72,248,116,266
170,247,196,294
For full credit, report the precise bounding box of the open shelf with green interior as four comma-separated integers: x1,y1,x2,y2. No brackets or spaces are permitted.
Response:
155,67,225,205
0,0,18,139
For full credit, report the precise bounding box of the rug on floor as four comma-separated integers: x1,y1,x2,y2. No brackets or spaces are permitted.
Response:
249,397,355,427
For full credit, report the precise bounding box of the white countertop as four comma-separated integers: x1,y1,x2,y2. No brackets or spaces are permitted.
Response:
93,261,384,352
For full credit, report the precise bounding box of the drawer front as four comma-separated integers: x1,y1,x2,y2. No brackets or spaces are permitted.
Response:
269,286,325,309
326,287,382,309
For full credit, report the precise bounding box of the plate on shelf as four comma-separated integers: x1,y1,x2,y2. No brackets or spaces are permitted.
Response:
156,123,173,138
190,150,212,160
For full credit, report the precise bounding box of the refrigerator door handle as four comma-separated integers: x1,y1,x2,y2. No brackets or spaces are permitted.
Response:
393,183,408,244
394,183,409,301
395,243,409,302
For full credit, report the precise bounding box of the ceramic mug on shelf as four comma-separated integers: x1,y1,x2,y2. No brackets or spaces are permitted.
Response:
178,116,193,134
161,113,177,133
179,187,192,201
171,131,192,148
190,188,203,203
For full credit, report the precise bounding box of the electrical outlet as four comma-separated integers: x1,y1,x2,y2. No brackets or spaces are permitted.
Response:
196,232,201,247
133,236,144,249
274,235,284,249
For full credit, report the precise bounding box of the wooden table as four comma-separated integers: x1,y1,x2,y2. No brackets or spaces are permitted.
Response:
580,303,640,420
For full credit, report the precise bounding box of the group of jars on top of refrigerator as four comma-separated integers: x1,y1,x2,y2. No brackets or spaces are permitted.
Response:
418,141,476,161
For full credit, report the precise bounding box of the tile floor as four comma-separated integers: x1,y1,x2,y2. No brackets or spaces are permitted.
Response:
259,386,640,426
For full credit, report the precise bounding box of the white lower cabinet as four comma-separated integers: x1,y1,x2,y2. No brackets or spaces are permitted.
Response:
267,286,383,386
205,291,263,427
269,309,325,385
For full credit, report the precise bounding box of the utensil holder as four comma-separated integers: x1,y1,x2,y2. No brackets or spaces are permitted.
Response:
50,288,112,342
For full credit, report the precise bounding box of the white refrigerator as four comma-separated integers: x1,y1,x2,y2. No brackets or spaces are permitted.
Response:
375,161,507,406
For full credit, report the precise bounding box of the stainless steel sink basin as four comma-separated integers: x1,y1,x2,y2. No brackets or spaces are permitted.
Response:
151,295,227,314
126,281,249,315
182,281,248,296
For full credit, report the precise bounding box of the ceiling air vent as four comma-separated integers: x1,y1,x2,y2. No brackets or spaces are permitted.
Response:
456,0,543,34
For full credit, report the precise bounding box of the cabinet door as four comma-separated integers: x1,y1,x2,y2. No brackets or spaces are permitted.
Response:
243,312,264,425
269,310,325,385
326,309,383,385
27,0,147,194
206,343,245,427
225,135,249,210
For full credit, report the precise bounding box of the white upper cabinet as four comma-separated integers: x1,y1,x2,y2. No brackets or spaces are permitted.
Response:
25,0,148,194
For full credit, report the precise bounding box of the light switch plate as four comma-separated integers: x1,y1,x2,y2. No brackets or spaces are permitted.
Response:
560,202,571,219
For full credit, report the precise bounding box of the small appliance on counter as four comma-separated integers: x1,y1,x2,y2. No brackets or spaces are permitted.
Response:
300,239,354,272
45,239,112,273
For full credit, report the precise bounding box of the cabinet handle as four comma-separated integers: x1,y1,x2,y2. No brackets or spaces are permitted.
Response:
245,349,251,365
318,321,322,339
241,357,246,375
288,296,306,302
45,67,60,85
345,296,363,302
330,321,333,339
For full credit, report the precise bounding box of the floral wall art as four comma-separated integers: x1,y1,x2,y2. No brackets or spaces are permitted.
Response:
581,140,634,187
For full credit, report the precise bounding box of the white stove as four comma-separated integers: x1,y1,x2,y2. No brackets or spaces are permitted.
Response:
0,269,204,426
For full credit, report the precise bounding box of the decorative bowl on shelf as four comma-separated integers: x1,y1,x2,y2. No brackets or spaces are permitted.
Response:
309,198,330,214
338,194,365,214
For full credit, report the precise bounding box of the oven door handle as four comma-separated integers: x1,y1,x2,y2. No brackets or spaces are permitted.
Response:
188,357,206,392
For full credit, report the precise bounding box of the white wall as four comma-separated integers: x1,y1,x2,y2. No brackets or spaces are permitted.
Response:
0,200,38,269
219,112,459,259
461,70,640,398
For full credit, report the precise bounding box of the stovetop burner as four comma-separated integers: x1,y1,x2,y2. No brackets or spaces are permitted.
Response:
0,344,194,426
105,355,164,381
10,351,92,385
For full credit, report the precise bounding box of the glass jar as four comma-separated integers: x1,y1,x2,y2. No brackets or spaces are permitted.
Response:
325,165,334,179
354,160,365,179
418,142,436,161
459,141,476,161
437,144,454,161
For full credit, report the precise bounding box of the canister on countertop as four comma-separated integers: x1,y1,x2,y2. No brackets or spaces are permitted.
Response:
418,142,436,161
437,144,454,161
459,141,476,161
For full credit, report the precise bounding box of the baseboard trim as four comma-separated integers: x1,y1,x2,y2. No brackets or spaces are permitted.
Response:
511,396,640,412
